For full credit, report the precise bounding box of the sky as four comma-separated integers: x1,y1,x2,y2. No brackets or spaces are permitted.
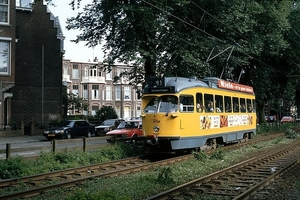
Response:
48,0,104,63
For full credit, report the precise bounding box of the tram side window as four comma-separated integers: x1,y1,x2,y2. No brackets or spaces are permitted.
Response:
240,98,246,112
252,99,256,112
225,96,232,112
196,93,204,112
215,95,223,113
233,97,239,112
204,94,214,112
179,95,194,112
246,99,252,112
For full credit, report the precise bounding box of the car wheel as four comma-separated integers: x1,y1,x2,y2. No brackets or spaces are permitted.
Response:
66,132,71,139
132,134,138,144
86,131,92,138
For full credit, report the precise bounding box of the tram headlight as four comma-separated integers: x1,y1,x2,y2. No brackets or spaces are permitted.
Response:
153,125,160,132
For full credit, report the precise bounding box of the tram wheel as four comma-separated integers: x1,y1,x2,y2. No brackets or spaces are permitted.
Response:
207,138,217,149
243,133,249,142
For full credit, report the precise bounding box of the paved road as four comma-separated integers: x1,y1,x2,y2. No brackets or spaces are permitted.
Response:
0,135,45,145
0,135,108,159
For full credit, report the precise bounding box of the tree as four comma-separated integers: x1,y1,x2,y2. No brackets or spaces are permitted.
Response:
64,0,300,123
95,106,118,121
67,93,88,115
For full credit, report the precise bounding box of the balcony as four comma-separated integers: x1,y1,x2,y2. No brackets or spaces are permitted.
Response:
81,76,106,84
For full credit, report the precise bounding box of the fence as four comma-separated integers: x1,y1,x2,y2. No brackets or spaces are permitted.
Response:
0,136,111,160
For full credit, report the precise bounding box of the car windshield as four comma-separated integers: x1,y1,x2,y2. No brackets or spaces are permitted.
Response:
101,120,115,126
143,95,178,113
57,120,72,127
117,121,140,129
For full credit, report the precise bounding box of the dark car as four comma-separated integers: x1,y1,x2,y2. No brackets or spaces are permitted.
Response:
43,120,96,140
106,120,143,142
95,119,124,135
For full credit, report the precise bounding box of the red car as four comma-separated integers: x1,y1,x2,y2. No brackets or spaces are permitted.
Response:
280,116,295,123
106,120,143,142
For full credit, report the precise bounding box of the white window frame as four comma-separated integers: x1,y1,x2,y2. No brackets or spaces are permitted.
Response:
83,85,88,99
0,0,9,24
115,85,121,100
106,85,112,100
92,85,99,100
72,85,78,95
84,66,88,77
124,86,131,100
106,70,112,80
72,64,79,79
16,0,33,8
0,38,10,75
63,66,68,75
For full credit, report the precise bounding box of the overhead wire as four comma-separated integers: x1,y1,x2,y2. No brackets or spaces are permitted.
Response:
140,0,286,73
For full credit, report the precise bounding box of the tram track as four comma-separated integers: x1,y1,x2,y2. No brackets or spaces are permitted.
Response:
146,137,300,200
0,132,287,199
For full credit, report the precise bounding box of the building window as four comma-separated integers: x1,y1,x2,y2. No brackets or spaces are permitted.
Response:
106,71,112,80
124,106,130,119
106,86,112,100
16,0,33,8
72,64,79,79
0,0,8,23
84,66,88,77
115,85,121,100
136,106,141,118
92,85,99,99
63,66,68,75
0,40,10,75
124,86,130,100
72,85,78,95
92,106,99,116
83,85,88,99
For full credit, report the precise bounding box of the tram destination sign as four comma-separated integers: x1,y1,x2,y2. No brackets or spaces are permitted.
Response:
218,79,254,93
148,86,175,93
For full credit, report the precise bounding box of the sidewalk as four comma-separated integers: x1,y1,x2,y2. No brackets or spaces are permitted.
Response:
0,135,45,145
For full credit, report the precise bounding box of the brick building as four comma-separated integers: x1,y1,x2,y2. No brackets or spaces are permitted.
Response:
0,0,17,129
0,0,64,129
63,58,142,119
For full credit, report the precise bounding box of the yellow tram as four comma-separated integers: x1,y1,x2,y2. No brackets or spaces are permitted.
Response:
141,76,256,151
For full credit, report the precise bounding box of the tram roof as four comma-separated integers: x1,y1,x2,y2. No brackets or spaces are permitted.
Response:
143,76,254,94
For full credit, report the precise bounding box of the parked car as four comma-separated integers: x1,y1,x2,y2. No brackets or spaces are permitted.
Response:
265,115,277,122
280,116,295,123
106,120,143,142
43,120,96,140
95,119,124,135
130,116,141,120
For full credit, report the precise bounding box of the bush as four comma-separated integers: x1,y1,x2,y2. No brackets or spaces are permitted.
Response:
156,167,175,185
193,151,208,162
0,143,145,179
210,149,224,160
0,156,32,179
285,128,298,139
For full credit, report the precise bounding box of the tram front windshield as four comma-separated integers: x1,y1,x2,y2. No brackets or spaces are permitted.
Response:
143,95,179,113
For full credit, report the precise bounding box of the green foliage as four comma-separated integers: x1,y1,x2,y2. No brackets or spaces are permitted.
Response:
65,190,131,200
156,167,175,185
0,156,32,179
272,137,283,144
285,128,298,139
209,149,224,160
0,143,144,179
193,151,208,162
65,0,300,120
95,106,118,121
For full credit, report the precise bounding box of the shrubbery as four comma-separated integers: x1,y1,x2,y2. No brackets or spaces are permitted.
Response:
0,143,144,179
